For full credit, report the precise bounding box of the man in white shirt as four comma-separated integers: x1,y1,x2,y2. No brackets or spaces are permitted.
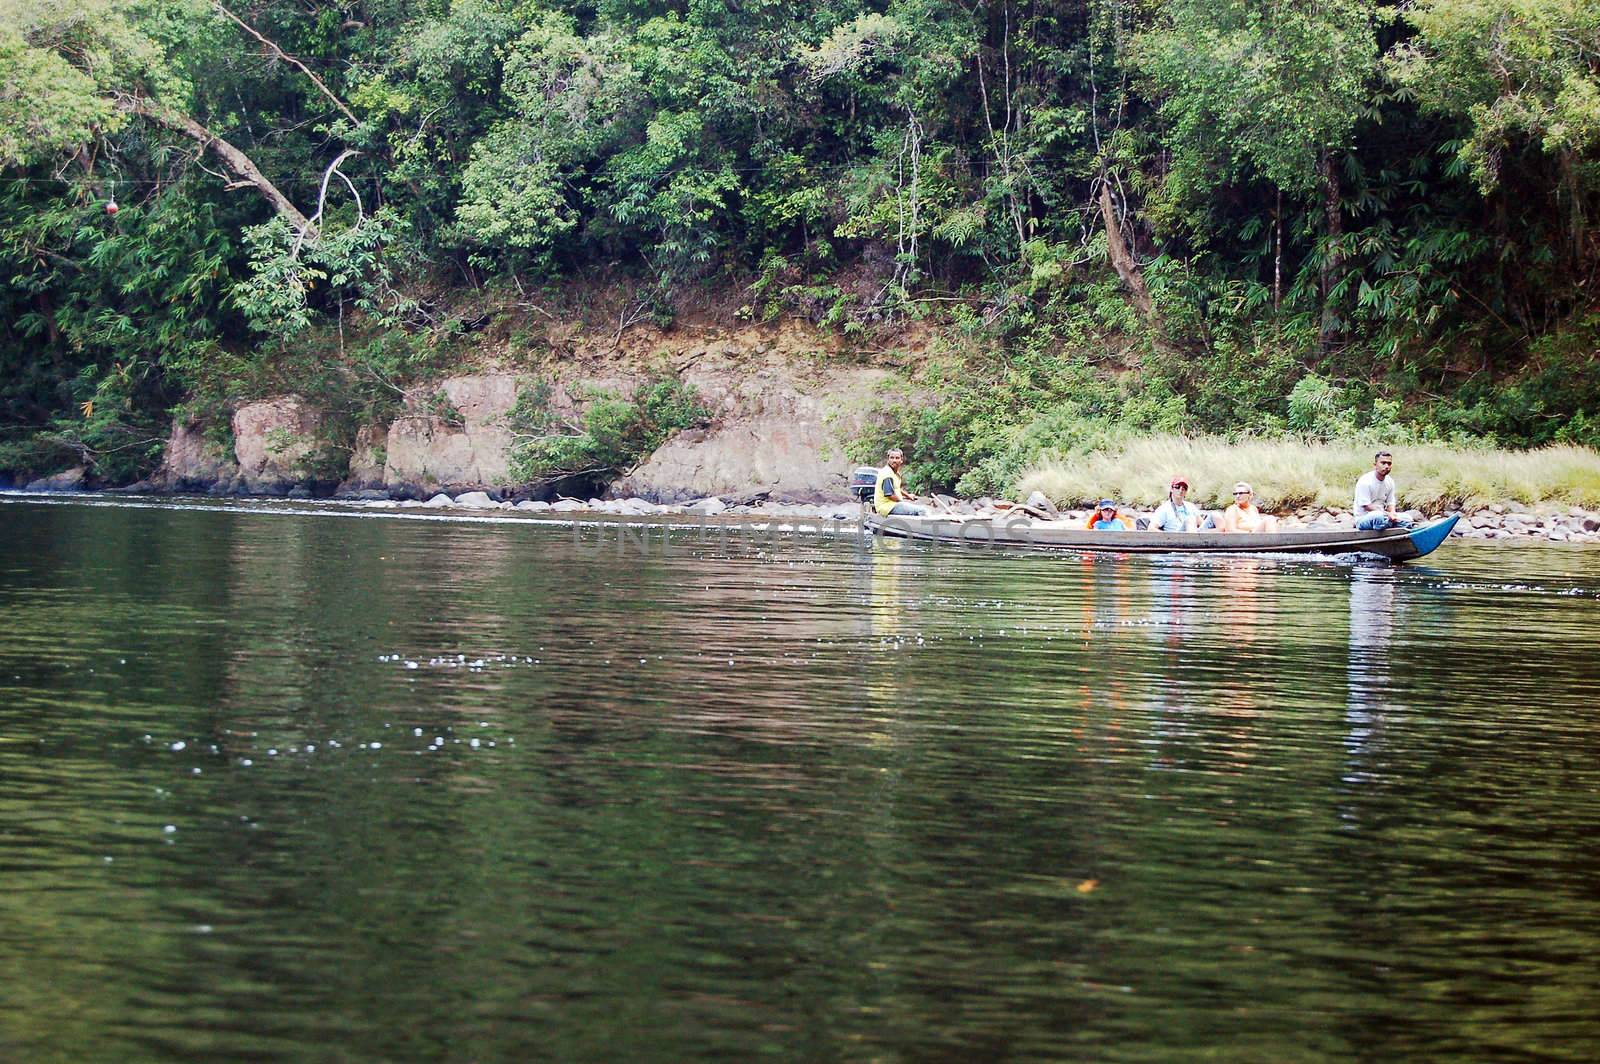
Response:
1353,450,1413,530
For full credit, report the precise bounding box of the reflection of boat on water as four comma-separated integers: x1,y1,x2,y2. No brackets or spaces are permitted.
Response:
863,512,1459,562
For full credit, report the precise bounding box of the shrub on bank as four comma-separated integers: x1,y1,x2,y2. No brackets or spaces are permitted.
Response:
1017,438,1600,511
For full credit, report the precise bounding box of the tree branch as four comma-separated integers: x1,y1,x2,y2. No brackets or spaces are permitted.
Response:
291,148,363,257
213,2,359,126
1097,179,1154,326
117,95,314,232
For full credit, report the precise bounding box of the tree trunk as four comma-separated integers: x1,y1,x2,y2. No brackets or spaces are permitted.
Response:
119,96,314,233
1098,182,1154,325
1319,149,1344,349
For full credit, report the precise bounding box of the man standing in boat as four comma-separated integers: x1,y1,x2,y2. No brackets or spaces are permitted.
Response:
1354,450,1414,530
874,448,926,516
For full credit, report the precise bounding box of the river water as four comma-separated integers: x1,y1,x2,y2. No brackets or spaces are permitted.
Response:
3,495,1599,1062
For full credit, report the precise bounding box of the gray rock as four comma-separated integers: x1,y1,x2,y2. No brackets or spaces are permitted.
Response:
455,491,496,508
155,420,238,491
1025,490,1060,518
550,500,585,512
1489,503,1506,514
382,373,520,492
337,488,392,501
1548,529,1570,542
515,500,552,511
25,466,86,492
423,493,454,507
685,497,727,516
233,396,326,493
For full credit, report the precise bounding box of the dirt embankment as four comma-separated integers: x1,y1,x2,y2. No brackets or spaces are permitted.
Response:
148,317,931,503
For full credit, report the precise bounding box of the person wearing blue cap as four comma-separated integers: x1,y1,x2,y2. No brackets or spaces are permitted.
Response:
1088,499,1128,530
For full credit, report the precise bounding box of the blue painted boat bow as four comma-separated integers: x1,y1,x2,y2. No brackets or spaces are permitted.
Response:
1405,514,1459,559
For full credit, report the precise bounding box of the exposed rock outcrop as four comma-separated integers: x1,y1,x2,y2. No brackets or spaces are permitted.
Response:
141,321,920,501
233,397,325,494
381,374,520,495
338,423,389,493
613,352,897,503
25,466,87,492
154,420,239,491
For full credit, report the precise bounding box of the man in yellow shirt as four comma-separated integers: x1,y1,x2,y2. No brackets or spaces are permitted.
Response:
873,448,926,516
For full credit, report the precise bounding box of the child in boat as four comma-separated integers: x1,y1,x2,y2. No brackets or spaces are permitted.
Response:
1088,499,1129,530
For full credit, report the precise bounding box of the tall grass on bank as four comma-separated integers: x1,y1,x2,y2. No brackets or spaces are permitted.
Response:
1016,437,1600,512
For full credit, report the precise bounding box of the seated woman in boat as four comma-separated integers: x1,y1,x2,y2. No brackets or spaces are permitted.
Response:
1151,476,1210,532
1219,482,1279,533
1087,499,1129,530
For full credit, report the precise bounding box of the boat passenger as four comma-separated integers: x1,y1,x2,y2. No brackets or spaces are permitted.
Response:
874,448,926,516
1219,482,1279,533
1353,450,1414,530
1088,499,1128,530
1151,476,1207,532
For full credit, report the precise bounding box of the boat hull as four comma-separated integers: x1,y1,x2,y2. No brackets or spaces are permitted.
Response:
863,513,1460,562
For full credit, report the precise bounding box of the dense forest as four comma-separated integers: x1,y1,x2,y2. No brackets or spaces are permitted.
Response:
2,0,1598,489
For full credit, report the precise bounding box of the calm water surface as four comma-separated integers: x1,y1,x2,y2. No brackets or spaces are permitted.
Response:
3,495,1599,1062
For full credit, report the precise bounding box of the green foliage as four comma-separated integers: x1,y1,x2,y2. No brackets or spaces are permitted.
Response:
506,373,707,491
1137,0,1380,203
2,0,1599,488
1389,0,1600,193
233,209,415,337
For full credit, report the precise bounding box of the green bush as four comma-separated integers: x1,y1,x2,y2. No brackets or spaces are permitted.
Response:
507,373,707,493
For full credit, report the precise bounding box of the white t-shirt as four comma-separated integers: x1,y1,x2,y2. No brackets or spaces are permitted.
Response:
1151,499,1198,531
1354,470,1397,514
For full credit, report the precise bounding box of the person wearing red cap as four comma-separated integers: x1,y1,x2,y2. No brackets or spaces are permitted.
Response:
1151,476,1203,532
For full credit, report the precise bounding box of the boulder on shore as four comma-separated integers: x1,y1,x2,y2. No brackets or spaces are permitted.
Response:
155,420,239,491
25,466,86,492
382,373,519,496
233,397,325,494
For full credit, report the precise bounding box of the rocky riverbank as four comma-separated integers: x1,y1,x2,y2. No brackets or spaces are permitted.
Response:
9,476,1600,544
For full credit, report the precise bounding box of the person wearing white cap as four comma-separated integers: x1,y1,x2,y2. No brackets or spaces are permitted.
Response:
1219,481,1278,533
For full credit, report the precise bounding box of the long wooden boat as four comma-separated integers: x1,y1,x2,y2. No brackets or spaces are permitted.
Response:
863,512,1460,562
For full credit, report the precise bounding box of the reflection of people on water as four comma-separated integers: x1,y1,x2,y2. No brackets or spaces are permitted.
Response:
1345,568,1400,770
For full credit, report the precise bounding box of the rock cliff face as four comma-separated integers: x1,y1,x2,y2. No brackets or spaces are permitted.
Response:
154,322,912,501
380,374,520,494
233,397,326,493
153,420,238,491
613,357,893,503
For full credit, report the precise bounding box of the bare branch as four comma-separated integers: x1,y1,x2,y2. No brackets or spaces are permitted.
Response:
214,3,360,126
291,148,363,258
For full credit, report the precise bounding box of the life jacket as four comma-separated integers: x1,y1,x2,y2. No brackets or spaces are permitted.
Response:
873,466,904,517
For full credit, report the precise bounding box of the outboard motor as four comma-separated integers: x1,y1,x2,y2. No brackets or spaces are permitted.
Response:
849,466,879,509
